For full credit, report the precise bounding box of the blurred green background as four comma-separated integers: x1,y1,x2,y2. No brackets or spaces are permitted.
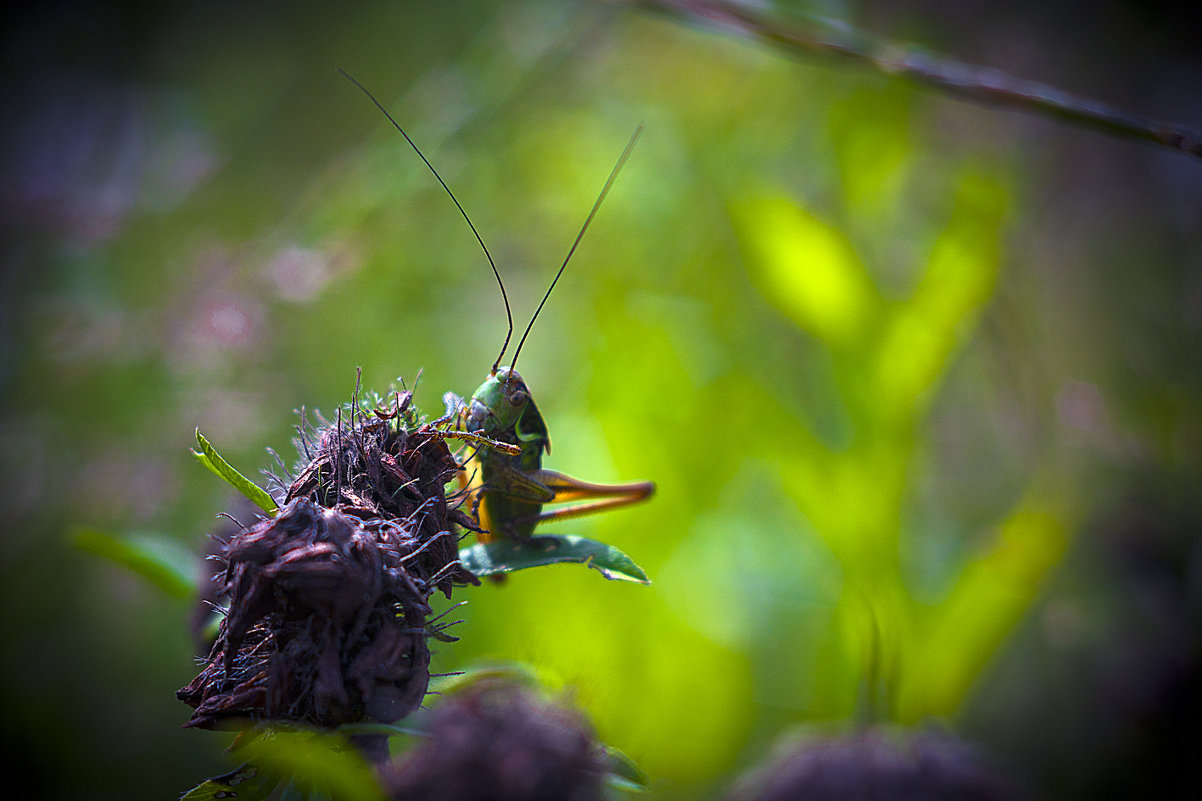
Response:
3,1,1200,799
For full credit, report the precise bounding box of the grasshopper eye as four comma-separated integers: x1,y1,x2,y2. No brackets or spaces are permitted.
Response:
508,389,527,407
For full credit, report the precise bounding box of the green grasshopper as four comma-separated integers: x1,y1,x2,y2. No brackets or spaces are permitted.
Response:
454,364,654,544
342,71,653,546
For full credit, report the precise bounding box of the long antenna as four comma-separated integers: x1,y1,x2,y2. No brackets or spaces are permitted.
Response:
508,125,643,374
337,68,514,371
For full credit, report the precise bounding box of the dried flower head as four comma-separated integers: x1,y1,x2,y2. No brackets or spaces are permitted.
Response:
179,388,478,731
380,681,608,801
725,727,1021,801
284,390,479,594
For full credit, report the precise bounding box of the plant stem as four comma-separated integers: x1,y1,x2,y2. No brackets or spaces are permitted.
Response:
631,0,1202,161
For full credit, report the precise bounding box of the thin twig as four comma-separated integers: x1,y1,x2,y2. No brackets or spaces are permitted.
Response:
631,0,1202,161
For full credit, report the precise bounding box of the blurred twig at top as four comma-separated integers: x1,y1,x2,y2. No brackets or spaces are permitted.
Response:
630,0,1202,161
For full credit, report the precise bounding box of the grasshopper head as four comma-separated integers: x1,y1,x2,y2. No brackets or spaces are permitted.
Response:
465,366,531,435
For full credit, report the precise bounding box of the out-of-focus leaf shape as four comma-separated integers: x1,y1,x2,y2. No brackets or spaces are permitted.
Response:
733,195,878,346
335,722,423,738
602,745,650,793
238,730,386,801
460,535,650,584
897,502,1069,722
181,762,279,801
192,428,279,515
427,661,543,695
73,528,197,598
829,84,915,217
871,172,1007,418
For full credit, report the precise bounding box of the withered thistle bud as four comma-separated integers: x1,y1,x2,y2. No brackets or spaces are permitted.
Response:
177,500,434,729
179,389,478,731
379,682,608,801
284,392,479,594
725,727,1021,801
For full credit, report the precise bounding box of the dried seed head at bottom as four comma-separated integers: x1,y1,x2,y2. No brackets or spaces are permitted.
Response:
380,680,608,801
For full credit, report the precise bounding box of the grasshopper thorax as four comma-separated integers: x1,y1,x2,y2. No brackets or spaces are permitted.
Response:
464,366,530,435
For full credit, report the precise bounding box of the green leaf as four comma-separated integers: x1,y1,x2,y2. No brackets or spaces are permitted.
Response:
193,428,279,514
73,528,197,598
242,731,386,801
335,722,423,738
897,501,1069,722
870,170,1007,417
459,535,650,584
601,746,649,793
426,662,549,699
732,195,879,346
200,608,224,643
181,762,280,801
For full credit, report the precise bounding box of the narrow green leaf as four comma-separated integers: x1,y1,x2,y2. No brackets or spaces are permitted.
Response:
428,662,542,695
243,731,386,801
276,780,309,801
73,528,197,598
459,535,650,584
200,608,224,643
181,762,280,801
897,502,1069,722
732,194,878,345
336,722,423,738
601,746,649,793
193,428,278,514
